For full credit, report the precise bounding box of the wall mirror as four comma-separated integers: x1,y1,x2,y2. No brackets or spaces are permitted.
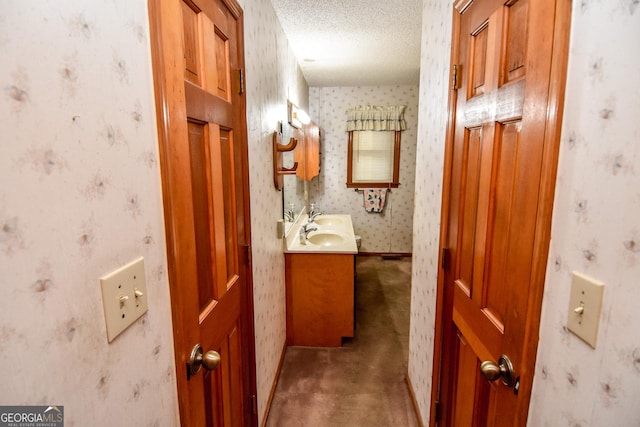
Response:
281,120,306,236
278,106,321,236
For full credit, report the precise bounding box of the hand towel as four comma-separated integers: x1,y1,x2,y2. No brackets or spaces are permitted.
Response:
363,189,388,213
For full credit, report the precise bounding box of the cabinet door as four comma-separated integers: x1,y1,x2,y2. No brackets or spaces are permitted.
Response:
305,122,320,179
285,253,354,346
295,122,320,181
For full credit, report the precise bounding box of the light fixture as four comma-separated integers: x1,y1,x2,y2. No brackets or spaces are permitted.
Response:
296,109,311,125
288,100,311,128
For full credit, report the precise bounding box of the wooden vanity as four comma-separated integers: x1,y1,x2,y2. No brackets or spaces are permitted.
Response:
283,214,357,347
285,253,354,346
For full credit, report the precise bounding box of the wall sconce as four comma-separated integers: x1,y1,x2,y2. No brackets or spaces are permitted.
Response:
288,100,311,129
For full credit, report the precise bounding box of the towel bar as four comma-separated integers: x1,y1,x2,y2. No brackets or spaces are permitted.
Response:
354,188,392,192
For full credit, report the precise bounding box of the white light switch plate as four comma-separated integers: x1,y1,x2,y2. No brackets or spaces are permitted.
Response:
567,271,604,348
100,257,148,342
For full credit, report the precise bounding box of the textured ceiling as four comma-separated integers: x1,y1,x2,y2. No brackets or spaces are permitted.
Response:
270,0,423,87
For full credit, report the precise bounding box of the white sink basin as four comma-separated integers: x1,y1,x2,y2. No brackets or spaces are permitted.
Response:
312,215,348,227
284,214,358,254
307,232,345,246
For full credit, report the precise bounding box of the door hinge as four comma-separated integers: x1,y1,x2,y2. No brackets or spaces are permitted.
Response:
244,244,252,265
251,394,257,415
238,68,245,95
441,248,451,270
452,64,459,90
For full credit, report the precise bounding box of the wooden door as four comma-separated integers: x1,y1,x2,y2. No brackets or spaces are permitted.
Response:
148,0,257,425
432,0,570,425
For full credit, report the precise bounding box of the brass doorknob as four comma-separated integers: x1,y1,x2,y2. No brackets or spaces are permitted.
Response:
188,344,221,376
479,354,515,387
201,350,221,370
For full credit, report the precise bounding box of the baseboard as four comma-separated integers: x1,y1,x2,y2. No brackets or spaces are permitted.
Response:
405,374,425,427
357,252,412,258
260,342,288,427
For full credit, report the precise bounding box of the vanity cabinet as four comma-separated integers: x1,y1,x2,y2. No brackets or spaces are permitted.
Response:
285,252,354,346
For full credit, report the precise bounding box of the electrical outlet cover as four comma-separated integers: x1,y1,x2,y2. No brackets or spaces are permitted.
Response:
100,257,148,342
567,271,605,348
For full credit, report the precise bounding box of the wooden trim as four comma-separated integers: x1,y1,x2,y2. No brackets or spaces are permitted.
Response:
220,0,242,19
429,4,461,426
392,131,401,185
515,0,571,424
229,1,259,424
356,252,412,258
259,342,288,427
148,1,196,423
454,0,474,13
405,374,426,427
346,131,354,186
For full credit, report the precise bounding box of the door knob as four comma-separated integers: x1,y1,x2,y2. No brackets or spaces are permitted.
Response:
479,354,515,387
188,344,221,376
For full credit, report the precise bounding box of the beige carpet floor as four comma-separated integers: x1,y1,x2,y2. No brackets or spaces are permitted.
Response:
265,256,419,427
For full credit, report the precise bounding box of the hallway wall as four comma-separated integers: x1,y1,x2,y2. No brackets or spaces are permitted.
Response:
409,1,640,425
528,3,640,424
407,0,452,421
5,1,636,426
238,0,309,423
308,86,419,254
1,1,308,424
0,2,179,425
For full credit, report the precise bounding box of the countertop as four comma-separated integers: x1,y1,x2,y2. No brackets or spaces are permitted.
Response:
284,214,358,254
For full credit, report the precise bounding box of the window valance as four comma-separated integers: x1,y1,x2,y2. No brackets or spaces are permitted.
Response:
346,105,407,131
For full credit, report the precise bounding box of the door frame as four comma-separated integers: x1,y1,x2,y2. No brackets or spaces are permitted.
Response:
429,0,572,425
147,0,258,424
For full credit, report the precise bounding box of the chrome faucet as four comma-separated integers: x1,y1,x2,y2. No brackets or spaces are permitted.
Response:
308,203,323,222
284,208,295,222
284,203,296,222
299,223,318,244
309,211,323,222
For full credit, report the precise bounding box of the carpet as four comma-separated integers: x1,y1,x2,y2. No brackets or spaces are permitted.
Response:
265,256,419,427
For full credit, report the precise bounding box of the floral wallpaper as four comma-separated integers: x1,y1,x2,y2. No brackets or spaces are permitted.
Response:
0,1,179,426
5,1,636,426
307,85,419,254
1,0,310,424
239,0,308,423
407,0,453,423
409,1,640,426
528,2,640,425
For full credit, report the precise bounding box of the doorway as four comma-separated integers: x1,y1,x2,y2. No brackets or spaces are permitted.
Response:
266,257,417,426
431,0,571,425
148,0,258,425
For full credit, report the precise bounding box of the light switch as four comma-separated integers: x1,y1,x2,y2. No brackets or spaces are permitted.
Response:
100,257,149,342
566,271,604,348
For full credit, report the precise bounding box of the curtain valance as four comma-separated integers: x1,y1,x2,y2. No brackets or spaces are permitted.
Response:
346,105,406,131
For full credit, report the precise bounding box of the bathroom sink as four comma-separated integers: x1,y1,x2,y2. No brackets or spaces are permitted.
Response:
307,232,345,246
312,216,348,227
284,214,357,254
